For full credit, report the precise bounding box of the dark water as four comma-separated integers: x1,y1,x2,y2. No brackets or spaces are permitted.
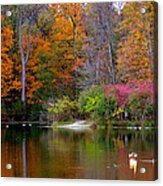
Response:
1,125,157,180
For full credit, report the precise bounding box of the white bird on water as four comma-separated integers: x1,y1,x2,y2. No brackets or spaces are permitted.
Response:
129,152,138,174
129,152,138,158
129,158,137,174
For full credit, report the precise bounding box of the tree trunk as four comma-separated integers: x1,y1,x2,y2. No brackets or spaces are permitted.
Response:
108,42,116,84
19,6,26,105
22,62,26,103
95,54,100,83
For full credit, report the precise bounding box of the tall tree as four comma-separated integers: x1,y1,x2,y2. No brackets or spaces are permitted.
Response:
83,3,118,85
115,2,156,82
48,3,86,96
18,5,48,105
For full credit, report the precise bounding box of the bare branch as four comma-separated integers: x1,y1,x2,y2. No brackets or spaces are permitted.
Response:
25,24,38,64
19,6,25,63
25,23,31,64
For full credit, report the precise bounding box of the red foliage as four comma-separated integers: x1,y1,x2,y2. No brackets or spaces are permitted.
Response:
104,81,155,108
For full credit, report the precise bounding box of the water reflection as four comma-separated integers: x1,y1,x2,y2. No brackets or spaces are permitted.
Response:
1,126,157,180
129,152,138,174
22,138,27,177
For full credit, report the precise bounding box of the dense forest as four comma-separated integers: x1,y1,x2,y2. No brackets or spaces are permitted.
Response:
1,2,157,126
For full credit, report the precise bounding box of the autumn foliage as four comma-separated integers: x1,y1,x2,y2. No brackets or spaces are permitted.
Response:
1,2,157,121
1,21,14,98
105,81,154,106
116,2,155,82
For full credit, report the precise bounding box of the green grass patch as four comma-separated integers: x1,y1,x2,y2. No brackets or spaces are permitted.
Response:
52,120,75,127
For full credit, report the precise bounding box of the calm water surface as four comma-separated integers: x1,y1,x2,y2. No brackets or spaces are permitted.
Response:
1,125,157,180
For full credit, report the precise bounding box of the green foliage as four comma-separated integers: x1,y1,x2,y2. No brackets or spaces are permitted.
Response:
127,92,154,120
79,85,101,117
79,83,154,124
111,107,124,117
2,99,24,117
94,95,117,125
48,96,79,122
79,85,117,125
1,98,44,121
28,103,44,120
79,85,103,113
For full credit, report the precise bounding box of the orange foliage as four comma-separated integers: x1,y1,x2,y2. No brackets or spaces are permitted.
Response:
48,3,86,87
1,24,14,98
14,34,51,104
116,2,155,82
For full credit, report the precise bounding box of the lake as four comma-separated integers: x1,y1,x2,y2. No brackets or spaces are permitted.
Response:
1,124,157,180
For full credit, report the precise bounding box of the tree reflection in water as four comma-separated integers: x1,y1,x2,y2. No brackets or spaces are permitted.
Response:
1,126,157,180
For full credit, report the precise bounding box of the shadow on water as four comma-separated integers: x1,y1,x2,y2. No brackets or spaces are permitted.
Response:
1,124,157,180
